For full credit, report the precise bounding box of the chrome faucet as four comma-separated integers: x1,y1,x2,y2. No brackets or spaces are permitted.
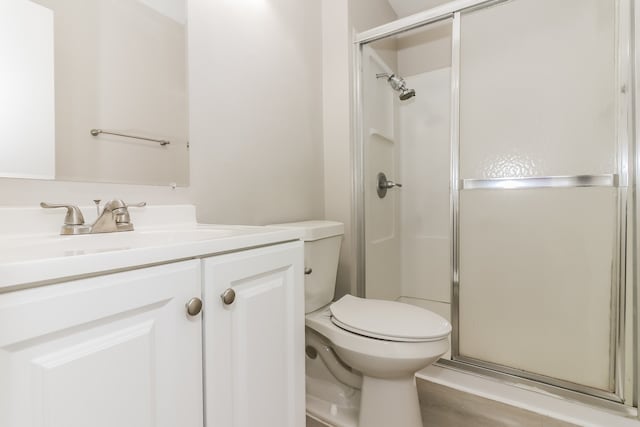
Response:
91,200,147,233
41,200,146,235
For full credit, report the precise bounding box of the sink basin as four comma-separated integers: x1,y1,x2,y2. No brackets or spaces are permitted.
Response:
0,226,258,261
124,228,238,244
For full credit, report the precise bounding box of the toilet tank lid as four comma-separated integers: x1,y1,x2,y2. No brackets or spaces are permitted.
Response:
269,220,344,241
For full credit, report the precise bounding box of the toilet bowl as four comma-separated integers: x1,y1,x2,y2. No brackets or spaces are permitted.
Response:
307,299,450,427
271,221,451,427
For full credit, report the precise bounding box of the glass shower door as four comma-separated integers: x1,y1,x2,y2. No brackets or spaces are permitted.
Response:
454,0,628,399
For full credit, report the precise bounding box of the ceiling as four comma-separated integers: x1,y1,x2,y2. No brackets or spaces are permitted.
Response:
387,0,451,17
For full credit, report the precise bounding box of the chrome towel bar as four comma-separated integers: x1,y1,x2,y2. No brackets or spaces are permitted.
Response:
461,174,619,190
90,129,170,146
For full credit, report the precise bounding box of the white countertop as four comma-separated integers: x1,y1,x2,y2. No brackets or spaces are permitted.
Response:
0,205,303,291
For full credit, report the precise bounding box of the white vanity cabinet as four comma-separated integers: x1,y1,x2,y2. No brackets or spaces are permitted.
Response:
203,241,305,427
0,260,204,427
0,203,306,427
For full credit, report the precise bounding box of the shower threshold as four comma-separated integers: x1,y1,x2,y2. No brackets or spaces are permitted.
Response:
432,359,632,419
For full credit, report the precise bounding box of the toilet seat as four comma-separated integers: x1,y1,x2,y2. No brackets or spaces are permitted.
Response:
329,295,451,343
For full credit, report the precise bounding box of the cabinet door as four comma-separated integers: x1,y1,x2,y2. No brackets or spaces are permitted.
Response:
203,241,304,427
0,261,203,427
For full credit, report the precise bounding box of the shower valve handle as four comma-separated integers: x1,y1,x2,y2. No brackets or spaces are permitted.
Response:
377,172,402,198
381,180,402,189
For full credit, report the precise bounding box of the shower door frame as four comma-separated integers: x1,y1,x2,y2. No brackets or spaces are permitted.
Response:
353,0,639,412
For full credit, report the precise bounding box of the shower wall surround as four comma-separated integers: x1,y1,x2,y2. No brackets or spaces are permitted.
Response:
398,68,451,322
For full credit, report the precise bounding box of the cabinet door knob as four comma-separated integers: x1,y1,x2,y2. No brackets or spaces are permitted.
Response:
220,288,236,306
186,297,203,316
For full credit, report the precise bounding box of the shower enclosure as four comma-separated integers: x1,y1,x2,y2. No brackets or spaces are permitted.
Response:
354,0,637,410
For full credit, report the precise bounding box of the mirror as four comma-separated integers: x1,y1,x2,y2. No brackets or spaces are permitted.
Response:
0,0,189,186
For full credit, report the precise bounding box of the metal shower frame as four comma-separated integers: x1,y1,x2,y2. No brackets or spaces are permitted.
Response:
352,0,638,415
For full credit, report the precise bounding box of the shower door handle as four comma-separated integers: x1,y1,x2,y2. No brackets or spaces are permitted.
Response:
377,172,402,198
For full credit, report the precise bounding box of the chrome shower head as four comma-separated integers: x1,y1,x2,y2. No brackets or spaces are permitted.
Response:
399,88,416,100
376,73,416,101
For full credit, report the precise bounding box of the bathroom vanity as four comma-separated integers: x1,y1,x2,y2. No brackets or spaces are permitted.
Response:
0,205,305,427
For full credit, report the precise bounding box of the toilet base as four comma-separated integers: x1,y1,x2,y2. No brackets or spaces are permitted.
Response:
359,375,422,427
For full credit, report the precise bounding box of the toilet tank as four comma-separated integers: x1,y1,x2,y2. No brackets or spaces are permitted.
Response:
269,221,344,313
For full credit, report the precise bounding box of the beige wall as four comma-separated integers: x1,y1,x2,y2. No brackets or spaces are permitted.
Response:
322,0,397,299
350,0,398,33
322,0,353,301
189,0,325,225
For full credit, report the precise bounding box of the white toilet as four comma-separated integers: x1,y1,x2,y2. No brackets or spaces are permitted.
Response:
273,221,451,427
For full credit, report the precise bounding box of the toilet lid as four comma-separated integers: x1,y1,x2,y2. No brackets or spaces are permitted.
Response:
329,295,451,342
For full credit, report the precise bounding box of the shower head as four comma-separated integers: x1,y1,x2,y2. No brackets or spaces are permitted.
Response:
376,73,416,101
399,88,416,100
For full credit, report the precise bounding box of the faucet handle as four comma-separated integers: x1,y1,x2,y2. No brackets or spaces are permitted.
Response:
126,202,147,208
40,202,85,225
110,201,146,226
103,200,146,211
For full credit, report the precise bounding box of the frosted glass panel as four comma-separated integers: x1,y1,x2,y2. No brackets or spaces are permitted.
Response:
459,0,616,179
459,188,616,391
